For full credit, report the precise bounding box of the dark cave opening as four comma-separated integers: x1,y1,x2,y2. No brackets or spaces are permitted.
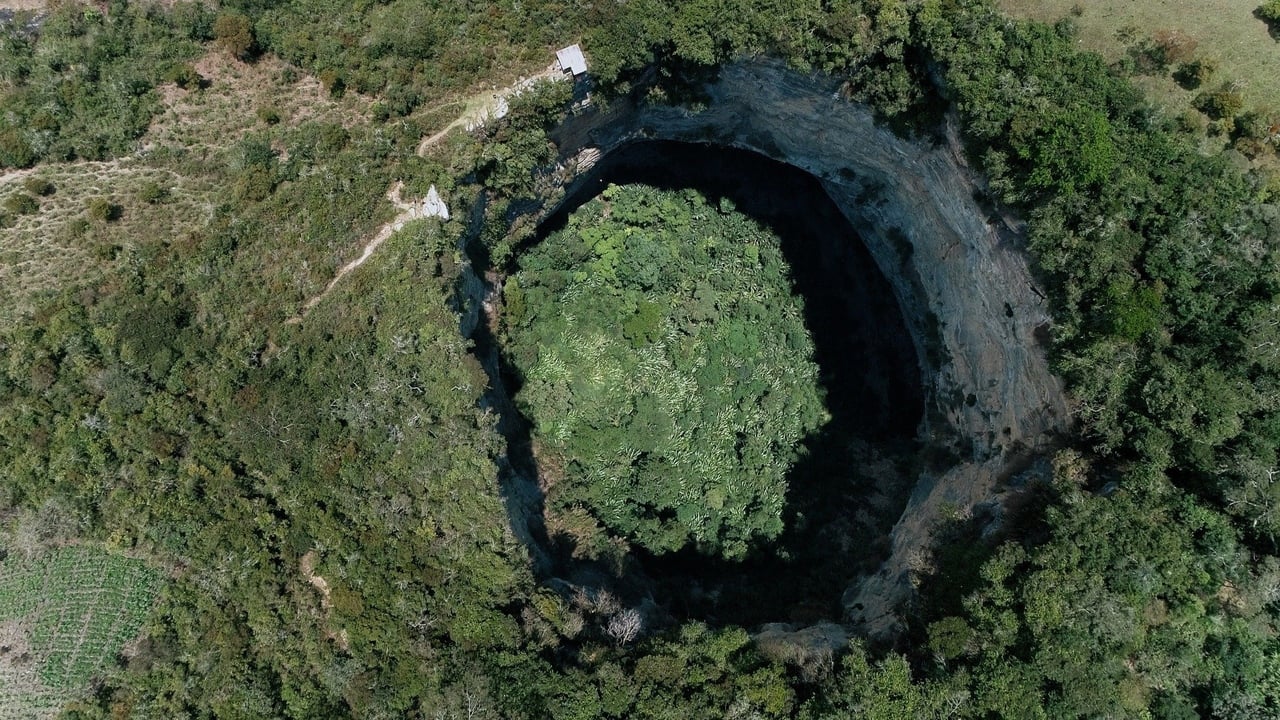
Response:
510,140,927,627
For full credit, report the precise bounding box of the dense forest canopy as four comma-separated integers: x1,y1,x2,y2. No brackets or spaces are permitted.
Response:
0,0,1278,717
505,184,826,560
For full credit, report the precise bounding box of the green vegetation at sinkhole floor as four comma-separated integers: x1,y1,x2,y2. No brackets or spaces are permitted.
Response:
504,185,828,560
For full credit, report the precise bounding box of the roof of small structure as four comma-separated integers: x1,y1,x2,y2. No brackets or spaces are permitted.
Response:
556,44,587,76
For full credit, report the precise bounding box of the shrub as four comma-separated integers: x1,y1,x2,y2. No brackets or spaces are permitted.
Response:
1196,82,1246,120
1151,29,1198,65
138,181,169,205
213,12,255,60
22,177,54,196
4,193,39,215
256,106,282,125
65,218,90,238
1129,30,1198,73
3,190,39,212
92,241,121,260
164,63,205,90
86,198,122,222
1173,58,1217,90
1234,110,1276,140
234,168,276,201
0,128,35,169
319,69,345,97
1260,0,1280,24
1176,110,1208,134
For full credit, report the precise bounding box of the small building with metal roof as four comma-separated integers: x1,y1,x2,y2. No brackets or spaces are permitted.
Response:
556,44,588,77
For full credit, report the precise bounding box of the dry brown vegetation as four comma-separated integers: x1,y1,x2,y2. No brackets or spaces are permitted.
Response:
0,49,383,328
0,162,216,328
999,0,1280,112
147,51,375,157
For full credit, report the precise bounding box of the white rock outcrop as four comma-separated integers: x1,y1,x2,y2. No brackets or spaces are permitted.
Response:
423,185,450,220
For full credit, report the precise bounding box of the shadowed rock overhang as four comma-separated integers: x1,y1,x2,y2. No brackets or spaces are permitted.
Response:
510,60,1070,636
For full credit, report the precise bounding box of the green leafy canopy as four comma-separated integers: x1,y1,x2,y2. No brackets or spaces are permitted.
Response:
506,185,828,559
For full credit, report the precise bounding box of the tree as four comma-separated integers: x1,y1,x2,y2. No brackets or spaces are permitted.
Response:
606,608,643,646
1260,0,1280,25
1196,81,1246,120
507,185,827,559
213,12,256,60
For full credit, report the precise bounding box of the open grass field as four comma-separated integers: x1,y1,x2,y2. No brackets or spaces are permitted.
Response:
146,51,375,157
999,0,1280,113
0,50,376,329
0,546,162,719
0,44,558,329
0,160,219,329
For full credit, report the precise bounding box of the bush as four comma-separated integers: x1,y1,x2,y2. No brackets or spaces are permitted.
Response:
86,198,122,222
1173,58,1217,90
0,128,36,169
65,218,90,238
213,12,255,60
91,241,122,260
1128,30,1197,73
1196,82,1246,120
4,194,39,215
1176,110,1209,134
1234,109,1276,140
1260,0,1280,23
319,69,345,97
164,63,205,90
256,106,282,125
138,181,170,205
22,178,54,196
1151,29,1198,65
234,168,276,202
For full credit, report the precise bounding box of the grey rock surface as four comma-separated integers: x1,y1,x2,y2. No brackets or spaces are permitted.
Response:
548,61,1071,636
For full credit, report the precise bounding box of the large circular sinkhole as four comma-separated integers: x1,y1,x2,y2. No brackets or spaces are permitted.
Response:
500,141,925,627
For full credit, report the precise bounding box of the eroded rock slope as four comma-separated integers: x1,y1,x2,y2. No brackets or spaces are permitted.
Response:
545,61,1071,635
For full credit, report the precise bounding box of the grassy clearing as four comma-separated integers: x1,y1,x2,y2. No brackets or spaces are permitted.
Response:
0,160,218,329
0,546,161,719
0,44,552,327
0,50,372,328
998,0,1280,113
145,50,374,158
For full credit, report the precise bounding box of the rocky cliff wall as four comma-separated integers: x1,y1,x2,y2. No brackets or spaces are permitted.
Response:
555,62,1067,456
545,60,1072,634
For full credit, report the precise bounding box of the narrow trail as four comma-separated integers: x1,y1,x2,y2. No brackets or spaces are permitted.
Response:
286,182,422,324
289,65,565,324
416,64,561,156
416,117,469,155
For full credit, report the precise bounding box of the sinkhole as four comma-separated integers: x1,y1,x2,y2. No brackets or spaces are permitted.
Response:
495,141,926,627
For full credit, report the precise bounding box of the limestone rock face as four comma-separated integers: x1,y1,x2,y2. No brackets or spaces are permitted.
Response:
548,60,1071,635
423,185,450,220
